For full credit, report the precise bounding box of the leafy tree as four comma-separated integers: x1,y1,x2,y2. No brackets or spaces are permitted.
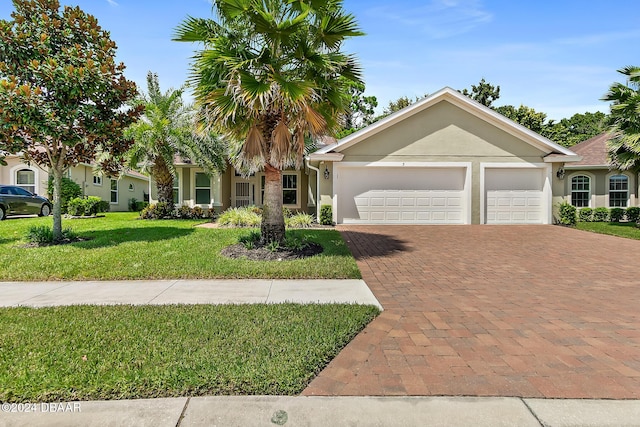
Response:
0,0,142,240
460,78,500,107
126,72,226,209
175,0,363,243
338,79,378,138
602,66,640,171
382,95,424,117
542,111,608,147
494,104,548,134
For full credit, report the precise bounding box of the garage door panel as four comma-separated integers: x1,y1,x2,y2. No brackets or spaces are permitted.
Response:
486,189,543,224
338,166,468,224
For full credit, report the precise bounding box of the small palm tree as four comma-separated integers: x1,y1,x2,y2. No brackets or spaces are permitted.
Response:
127,72,226,208
603,66,640,171
174,0,363,243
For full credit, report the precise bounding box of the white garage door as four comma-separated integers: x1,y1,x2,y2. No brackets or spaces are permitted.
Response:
337,166,468,224
485,168,545,224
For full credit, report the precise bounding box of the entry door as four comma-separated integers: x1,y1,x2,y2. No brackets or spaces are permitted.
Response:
234,182,253,207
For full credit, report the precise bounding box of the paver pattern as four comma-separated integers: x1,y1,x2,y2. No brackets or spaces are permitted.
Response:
303,225,640,398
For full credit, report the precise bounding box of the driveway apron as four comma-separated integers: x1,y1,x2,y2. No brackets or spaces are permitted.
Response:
302,225,640,398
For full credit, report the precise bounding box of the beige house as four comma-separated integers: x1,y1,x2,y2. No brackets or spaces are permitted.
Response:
1,156,149,212
564,133,638,209
306,87,581,225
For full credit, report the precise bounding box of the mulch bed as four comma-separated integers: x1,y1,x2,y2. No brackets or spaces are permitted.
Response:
221,242,323,261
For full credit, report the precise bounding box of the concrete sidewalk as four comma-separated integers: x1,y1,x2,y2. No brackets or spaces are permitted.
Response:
0,279,382,309
2,396,640,427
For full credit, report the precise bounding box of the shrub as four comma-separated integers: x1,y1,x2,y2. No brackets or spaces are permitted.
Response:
593,207,610,222
626,207,640,223
129,198,147,212
238,230,261,249
319,205,333,225
26,225,76,245
286,212,314,228
282,206,293,218
67,196,106,216
217,206,261,227
610,208,625,222
557,202,576,226
47,176,82,214
140,202,174,220
282,235,309,251
578,207,593,222
96,200,110,213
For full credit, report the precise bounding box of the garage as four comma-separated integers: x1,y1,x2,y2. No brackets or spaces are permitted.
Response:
484,167,547,224
336,165,470,224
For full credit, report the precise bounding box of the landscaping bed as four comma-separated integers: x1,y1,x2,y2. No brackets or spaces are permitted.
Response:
0,304,379,402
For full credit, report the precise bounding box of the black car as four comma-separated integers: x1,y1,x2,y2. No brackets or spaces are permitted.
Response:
0,185,52,220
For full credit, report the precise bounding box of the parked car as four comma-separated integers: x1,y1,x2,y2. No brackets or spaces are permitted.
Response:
0,185,52,220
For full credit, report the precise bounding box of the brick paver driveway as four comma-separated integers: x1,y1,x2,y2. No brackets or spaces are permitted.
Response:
303,225,640,398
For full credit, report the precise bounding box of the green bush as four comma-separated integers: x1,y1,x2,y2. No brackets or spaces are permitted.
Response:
626,207,640,223
319,205,333,225
67,196,106,216
286,212,314,228
557,202,576,226
47,177,82,214
139,202,174,220
610,208,625,222
578,207,593,222
217,206,262,227
593,207,610,222
97,200,110,213
129,198,147,212
26,225,76,245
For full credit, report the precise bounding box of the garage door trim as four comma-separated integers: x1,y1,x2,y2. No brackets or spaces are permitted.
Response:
480,162,552,225
334,162,472,224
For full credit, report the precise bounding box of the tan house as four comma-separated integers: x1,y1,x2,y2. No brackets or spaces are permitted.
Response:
306,87,581,225
563,133,638,209
1,155,149,212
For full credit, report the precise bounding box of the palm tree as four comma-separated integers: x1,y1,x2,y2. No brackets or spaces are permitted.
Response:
127,72,226,210
174,0,363,243
603,66,640,171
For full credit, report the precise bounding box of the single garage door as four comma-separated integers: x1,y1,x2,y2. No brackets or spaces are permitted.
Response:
336,166,468,224
485,168,545,224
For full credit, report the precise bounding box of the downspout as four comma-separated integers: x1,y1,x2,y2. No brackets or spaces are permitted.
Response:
305,158,321,222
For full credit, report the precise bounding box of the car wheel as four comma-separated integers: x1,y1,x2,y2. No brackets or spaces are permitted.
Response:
39,204,51,217
0,206,5,221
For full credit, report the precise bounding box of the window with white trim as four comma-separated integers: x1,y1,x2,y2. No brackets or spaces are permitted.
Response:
93,175,102,186
609,175,628,207
571,175,590,207
110,179,118,204
15,169,35,194
282,173,298,206
128,183,134,192
195,172,211,205
172,175,179,204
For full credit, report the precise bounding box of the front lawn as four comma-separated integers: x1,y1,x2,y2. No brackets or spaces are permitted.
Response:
0,213,360,280
0,304,379,402
576,221,640,240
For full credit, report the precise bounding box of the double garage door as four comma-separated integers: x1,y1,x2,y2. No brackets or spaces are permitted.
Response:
335,165,547,224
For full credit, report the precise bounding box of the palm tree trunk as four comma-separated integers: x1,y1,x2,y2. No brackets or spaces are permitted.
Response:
261,164,285,244
153,157,174,207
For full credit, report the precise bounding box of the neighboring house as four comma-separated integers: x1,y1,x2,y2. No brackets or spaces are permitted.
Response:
306,87,581,225
564,133,638,209
0,155,149,212
150,156,311,214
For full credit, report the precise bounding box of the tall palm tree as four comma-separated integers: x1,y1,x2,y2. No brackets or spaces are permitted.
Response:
127,72,226,209
603,66,640,171
174,0,363,243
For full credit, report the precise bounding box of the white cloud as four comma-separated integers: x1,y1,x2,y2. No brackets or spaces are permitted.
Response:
106,0,118,6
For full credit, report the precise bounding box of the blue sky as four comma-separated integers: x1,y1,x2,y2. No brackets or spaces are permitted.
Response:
1,0,639,120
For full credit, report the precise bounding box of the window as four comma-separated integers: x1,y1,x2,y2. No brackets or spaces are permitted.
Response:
93,175,102,186
571,175,590,207
282,173,298,206
128,183,134,192
609,175,628,207
16,169,35,194
195,172,211,205
110,179,118,204
172,175,179,204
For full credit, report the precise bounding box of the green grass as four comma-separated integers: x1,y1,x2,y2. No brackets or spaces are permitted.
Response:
576,221,640,240
0,304,380,402
0,213,360,280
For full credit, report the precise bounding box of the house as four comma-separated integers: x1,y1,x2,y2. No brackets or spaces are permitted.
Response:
306,87,581,225
563,133,638,209
0,155,149,212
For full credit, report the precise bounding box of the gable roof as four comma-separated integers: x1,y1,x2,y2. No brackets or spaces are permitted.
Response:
565,132,612,168
310,87,580,162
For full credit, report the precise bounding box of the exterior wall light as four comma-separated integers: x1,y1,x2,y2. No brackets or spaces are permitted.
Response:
324,167,330,180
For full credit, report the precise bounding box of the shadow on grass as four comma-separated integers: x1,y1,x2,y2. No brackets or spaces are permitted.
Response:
71,226,195,249
336,230,410,259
